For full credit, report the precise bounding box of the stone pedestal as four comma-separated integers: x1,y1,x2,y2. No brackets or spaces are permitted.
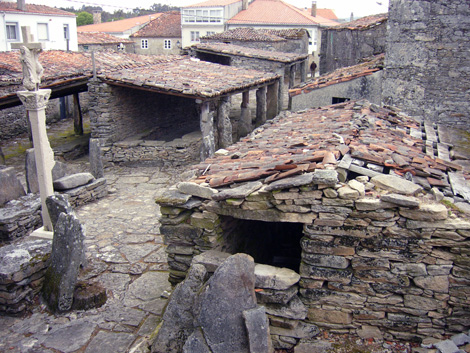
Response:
17,89,54,231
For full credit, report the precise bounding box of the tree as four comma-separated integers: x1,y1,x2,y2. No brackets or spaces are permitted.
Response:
76,11,93,26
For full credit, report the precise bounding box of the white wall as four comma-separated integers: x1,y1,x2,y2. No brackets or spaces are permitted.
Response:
1,12,77,51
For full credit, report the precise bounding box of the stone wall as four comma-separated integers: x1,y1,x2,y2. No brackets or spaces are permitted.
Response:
202,37,308,55
382,0,470,129
156,172,470,342
289,71,383,111
0,194,42,242
319,22,387,75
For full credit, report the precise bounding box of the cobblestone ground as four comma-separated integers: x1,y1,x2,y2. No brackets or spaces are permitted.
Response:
0,163,190,353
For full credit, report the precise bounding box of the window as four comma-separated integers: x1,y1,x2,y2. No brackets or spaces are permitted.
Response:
183,8,222,23
141,39,148,49
209,10,222,23
37,23,48,41
183,9,195,23
164,39,171,49
206,31,215,36
83,45,89,50
63,24,69,40
190,31,200,42
6,22,18,40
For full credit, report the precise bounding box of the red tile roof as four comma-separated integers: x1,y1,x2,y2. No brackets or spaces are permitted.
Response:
131,11,181,38
290,54,384,97
192,100,467,189
78,13,161,33
184,0,242,8
331,13,388,30
78,32,133,45
0,2,74,16
203,28,307,41
227,0,339,26
194,42,308,63
298,8,338,20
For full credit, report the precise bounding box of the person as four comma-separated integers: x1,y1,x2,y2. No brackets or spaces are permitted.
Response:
310,61,317,78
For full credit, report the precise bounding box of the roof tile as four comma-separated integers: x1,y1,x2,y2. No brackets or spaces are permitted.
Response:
131,11,181,38
0,2,74,16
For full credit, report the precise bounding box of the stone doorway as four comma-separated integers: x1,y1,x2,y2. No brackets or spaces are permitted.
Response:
220,217,304,272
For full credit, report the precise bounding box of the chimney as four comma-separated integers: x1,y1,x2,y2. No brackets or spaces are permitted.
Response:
311,1,317,17
17,0,26,11
93,10,102,24
242,0,248,10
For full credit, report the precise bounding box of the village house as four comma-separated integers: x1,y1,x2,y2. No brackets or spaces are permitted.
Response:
319,13,388,75
78,31,134,53
0,0,78,52
130,11,182,55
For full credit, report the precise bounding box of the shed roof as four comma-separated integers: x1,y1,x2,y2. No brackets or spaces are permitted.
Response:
78,13,161,33
192,100,468,189
193,42,308,63
331,13,388,30
227,0,339,27
131,11,181,38
78,32,134,45
203,27,307,42
0,2,74,16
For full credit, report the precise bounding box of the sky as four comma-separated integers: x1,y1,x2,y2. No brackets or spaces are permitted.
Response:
28,0,390,19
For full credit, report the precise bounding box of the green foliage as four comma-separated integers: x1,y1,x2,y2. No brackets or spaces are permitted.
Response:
76,11,93,26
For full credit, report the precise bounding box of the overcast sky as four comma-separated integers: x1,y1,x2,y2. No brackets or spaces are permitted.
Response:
31,0,389,19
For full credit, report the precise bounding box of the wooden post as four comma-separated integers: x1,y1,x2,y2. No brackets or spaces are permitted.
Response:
73,93,84,136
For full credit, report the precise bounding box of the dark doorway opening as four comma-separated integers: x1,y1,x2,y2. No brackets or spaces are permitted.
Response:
332,97,350,104
195,51,231,66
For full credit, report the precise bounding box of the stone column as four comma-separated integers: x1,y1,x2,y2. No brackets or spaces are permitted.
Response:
217,96,232,149
300,60,307,83
289,65,296,88
239,91,252,137
278,75,285,111
267,82,279,120
199,100,215,160
255,86,267,128
17,89,54,231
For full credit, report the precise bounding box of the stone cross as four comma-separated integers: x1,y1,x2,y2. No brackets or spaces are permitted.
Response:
14,26,54,231
11,26,44,91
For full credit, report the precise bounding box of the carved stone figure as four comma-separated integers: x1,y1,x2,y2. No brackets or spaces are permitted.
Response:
19,45,43,91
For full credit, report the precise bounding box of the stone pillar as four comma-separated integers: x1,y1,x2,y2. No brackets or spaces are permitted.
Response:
217,96,232,149
289,65,296,88
267,82,279,120
199,101,215,160
17,89,54,231
239,91,252,137
278,75,285,111
89,138,104,179
300,60,307,83
73,93,83,136
255,86,267,128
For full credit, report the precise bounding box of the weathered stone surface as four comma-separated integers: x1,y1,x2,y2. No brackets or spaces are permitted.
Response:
270,321,319,339
243,306,273,353
193,253,257,353
42,213,85,312
43,319,96,353
155,189,191,206
255,264,300,290
183,328,212,353
300,263,352,284
311,170,338,186
371,175,422,195
413,275,449,293
407,218,470,230
404,295,444,311
89,138,104,179
151,264,207,353
399,203,448,221
302,253,350,269
45,194,73,229
348,179,365,196
434,339,459,353
355,198,395,211
0,167,25,205
212,181,262,201
84,331,135,353
337,185,360,200
192,250,231,273
256,285,298,305
178,182,218,199
265,173,314,191
264,295,307,320
53,173,94,191
380,193,420,207
308,308,352,324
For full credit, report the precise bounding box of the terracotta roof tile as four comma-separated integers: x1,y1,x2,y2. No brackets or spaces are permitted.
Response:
331,13,388,30
78,13,161,33
78,32,133,45
299,8,338,20
194,42,308,63
203,28,286,42
289,54,384,97
131,11,181,38
0,2,74,16
193,100,469,189
228,0,339,27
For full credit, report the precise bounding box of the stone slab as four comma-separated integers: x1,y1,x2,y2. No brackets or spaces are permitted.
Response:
0,167,25,205
255,264,300,290
371,174,422,196
53,173,94,191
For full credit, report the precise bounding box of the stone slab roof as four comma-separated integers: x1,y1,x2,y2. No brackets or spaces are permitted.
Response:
330,13,388,30
290,54,384,97
193,42,308,63
227,0,339,27
78,32,134,45
101,58,280,99
0,2,74,16
203,28,307,42
78,13,161,33
131,11,181,38
192,100,468,192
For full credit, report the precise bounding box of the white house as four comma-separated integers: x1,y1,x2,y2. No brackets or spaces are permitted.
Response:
0,0,78,52
181,0,245,49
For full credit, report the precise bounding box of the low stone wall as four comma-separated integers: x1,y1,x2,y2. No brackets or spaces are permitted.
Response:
61,178,108,208
0,239,51,315
156,171,470,343
0,194,42,242
101,132,202,167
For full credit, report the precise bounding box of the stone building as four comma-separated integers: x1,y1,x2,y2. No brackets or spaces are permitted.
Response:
201,27,309,55
319,14,387,75
78,32,135,53
382,0,470,129
156,100,470,349
289,54,384,110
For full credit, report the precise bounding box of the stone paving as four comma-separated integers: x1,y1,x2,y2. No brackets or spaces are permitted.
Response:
0,163,191,353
